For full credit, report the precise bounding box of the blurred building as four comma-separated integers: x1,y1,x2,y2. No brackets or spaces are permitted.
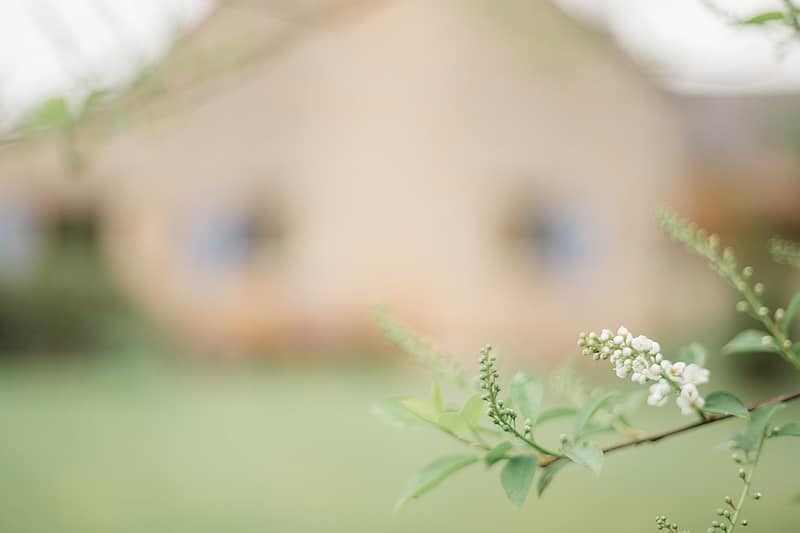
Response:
0,0,737,358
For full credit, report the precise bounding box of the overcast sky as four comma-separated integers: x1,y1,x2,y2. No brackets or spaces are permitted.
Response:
1,0,799,130
557,0,800,93
0,0,214,130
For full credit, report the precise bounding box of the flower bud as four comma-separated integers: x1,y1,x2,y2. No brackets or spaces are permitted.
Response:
725,495,735,508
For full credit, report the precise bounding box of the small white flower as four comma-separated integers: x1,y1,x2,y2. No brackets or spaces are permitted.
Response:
613,335,624,345
600,330,611,342
617,326,629,336
676,384,705,415
647,364,663,380
661,360,686,383
631,356,648,373
647,380,671,407
615,366,629,379
630,356,649,384
622,347,632,357
682,364,710,386
631,335,653,353
649,342,661,355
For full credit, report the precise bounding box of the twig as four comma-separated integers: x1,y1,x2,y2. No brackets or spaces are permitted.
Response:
540,389,800,467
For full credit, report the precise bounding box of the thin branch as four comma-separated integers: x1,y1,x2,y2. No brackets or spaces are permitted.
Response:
783,0,800,31
540,389,800,467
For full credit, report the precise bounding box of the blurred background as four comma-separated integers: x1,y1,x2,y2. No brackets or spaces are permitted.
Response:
0,0,799,531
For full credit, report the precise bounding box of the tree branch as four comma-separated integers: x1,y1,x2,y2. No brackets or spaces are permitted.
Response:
539,389,800,467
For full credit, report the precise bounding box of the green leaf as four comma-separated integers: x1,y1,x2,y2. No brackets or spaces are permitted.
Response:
437,394,484,432
500,455,538,508
371,399,425,428
431,381,443,412
536,460,566,497
741,11,786,25
722,330,779,356
772,422,800,437
535,407,577,425
677,343,708,367
27,97,71,131
394,454,478,511
437,411,466,433
460,395,484,427
611,390,647,418
573,391,616,439
733,404,786,453
703,391,749,418
564,441,604,475
399,397,441,425
485,442,513,467
510,372,543,423
536,406,577,424
782,292,800,336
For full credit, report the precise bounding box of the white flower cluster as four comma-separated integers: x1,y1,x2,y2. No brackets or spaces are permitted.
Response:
578,327,710,416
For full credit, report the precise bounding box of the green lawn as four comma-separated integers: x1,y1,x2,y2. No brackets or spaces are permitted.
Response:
0,358,798,533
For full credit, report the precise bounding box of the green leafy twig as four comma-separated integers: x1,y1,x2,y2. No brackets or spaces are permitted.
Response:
479,345,563,459
660,210,800,368
539,389,800,468
375,308,466,388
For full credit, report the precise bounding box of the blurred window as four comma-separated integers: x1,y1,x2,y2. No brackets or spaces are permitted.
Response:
0,203,40,277
182,201,283,275
507,203,598,275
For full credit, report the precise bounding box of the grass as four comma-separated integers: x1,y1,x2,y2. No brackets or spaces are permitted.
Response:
0,356,798,533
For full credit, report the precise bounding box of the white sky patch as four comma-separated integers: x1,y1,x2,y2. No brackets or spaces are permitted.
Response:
0,0,216,130
555,0,800,93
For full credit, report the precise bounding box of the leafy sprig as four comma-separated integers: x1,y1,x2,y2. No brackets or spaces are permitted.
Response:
379,211,800,531
479,345,562,459
659,210,800,368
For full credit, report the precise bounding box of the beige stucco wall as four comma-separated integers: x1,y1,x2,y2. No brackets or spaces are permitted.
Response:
11,0,723,359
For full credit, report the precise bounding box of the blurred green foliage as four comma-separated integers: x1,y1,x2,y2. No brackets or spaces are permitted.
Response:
0,215,158,357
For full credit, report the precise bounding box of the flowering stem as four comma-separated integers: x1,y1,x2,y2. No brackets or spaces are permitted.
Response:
479,346,564,459
660,211,800,368
486,386,563,458
539,389,800,467
728,429,768,532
